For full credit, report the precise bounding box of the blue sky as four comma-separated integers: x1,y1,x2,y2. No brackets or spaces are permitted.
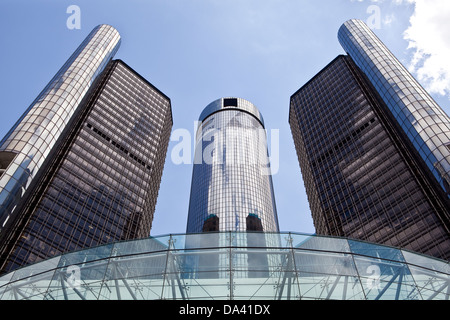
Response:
1,0,449,236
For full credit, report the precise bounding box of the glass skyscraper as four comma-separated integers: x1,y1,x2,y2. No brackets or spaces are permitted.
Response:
186,98,279,233
339,19,450,197
0,25,172,274
0,25,120,234
289,20,450,260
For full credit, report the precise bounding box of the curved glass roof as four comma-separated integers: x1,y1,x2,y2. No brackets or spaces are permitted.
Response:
0,232,448,300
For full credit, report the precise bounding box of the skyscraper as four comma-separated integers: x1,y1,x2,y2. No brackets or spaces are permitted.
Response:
0,25,120,232
186,98,279,233
0,25,172,274
338,19,450,197
289,20,450,260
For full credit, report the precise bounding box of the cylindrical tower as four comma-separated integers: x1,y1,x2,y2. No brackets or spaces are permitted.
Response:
0,25,121,234
186,97,279,233
338,19,450,197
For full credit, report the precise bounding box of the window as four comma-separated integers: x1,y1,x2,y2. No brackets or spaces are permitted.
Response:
224,98,237,107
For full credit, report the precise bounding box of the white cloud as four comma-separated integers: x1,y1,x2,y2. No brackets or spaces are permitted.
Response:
349,0,449,98
403,0,450,98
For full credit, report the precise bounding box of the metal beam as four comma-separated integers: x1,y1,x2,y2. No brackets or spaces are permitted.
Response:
326,275,342,300
375,269,401,300
427,281,449,300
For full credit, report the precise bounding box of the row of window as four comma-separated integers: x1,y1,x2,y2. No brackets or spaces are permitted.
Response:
290,54,450,260
188,109,277,233
0,25,121,242
339,19,450,196
3,59,172,273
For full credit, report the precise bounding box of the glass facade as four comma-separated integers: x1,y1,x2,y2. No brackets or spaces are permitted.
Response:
0,231,447,300
0,24,120,237
187,98,279,233
339,19,450,197
289,55,450,260
0,28,172,275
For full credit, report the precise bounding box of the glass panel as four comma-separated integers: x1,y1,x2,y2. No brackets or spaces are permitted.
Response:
234,247,298,300
58,243,114,267
402,250,449,274
176,276,230,300
300,274,365,300
294,250,359,277
294,235,351,253
11,256,61,282
406,264,449,300
0,270,58,300
168,234,187,250
349,239,405,262
164,247,229,300
232,232,284,248
0,257,61,300
0,272,15,299
0,272,14,289
182,232,227,250
99,252,168,300
402,250,449,300
113,237,169,257
47,257,110,300
294,250,365,300
353,255,420,300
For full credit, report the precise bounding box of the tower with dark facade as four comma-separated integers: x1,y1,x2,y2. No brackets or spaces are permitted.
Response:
289,20,450,260
0,25,172,274
186,97,279,233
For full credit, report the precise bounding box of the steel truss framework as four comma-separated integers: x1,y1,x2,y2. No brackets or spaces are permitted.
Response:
0,232,448,300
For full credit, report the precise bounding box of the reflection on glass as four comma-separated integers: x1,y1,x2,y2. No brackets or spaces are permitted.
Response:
0,25,121,236
187,98,279,234
0,232,447,300
338,19,450,195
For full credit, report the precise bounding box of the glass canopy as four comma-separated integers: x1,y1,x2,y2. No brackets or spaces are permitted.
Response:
0,232,448,300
